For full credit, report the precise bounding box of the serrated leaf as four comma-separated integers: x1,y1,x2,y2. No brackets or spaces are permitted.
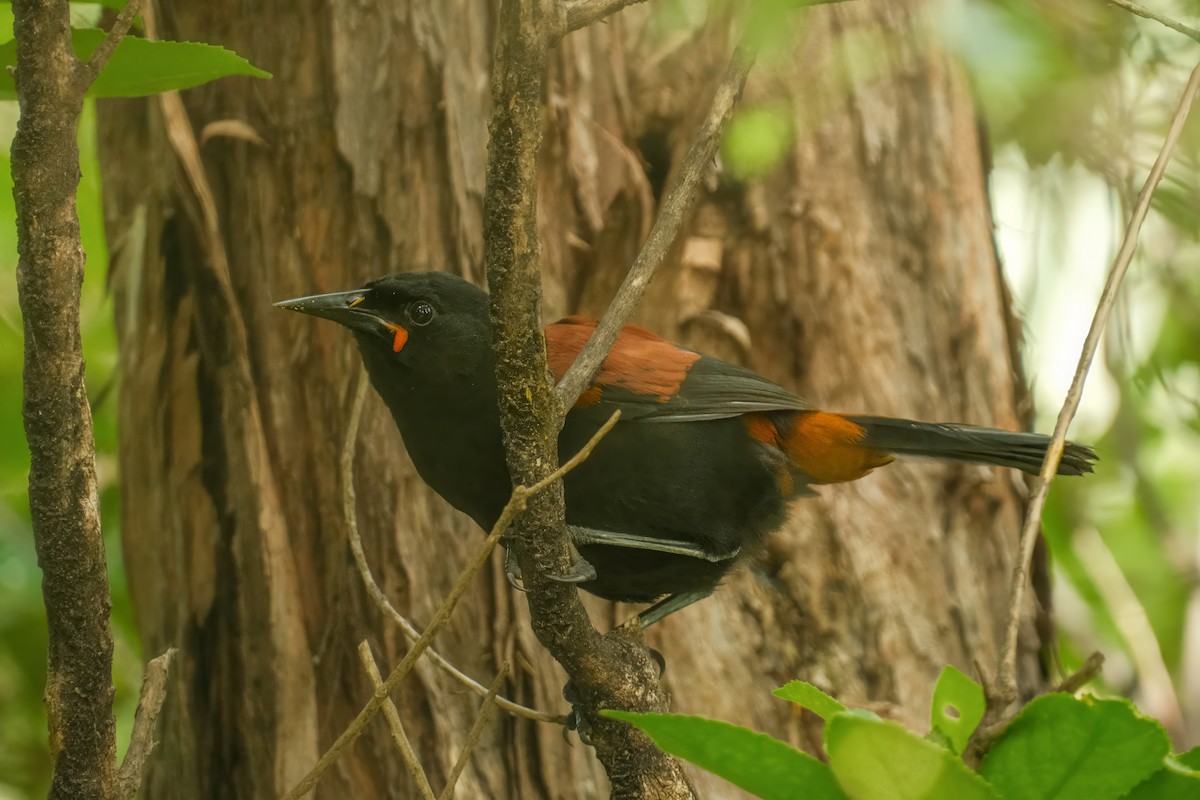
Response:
605,711,847,800
824,714,999,800
980,694,1169,800
1122,747,1200,800
774,680,848,720
0,28,269,99
930,666,985,755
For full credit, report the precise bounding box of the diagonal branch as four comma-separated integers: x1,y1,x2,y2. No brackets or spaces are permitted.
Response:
117,648,177,799
1105,0,1200,44
358,642,437,800
281,410,620,800
438,664,509,800
341,368,562,724
988,59,1200,722
553,45,755,414
81,0,143,86
562,0,648,35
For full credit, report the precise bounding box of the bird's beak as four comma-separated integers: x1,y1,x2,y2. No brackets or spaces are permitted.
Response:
274,289,380,335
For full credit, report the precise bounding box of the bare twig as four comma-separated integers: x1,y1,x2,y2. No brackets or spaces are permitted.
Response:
1054,651,1106,695
439,664,509,800
117,648,177,799
968,649,1106,766
991,61,1200,714
561,0,850,38
82,0,143,85
1105,0,1200,45
563,0,648,35
340,368,562,724
553,45,755,414
358,642,436,800
281,411,620,800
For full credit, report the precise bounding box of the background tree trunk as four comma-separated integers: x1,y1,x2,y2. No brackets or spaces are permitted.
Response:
97,1,1044,796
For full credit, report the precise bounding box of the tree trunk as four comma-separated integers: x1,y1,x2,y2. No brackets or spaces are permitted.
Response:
97,1,1044,797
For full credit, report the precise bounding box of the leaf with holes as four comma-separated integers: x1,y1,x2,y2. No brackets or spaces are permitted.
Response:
979,694,1169,800
929,666,985,755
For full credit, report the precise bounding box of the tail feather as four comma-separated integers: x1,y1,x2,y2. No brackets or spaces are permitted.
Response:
844,416,1097,477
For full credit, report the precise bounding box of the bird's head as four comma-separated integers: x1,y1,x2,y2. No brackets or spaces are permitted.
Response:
275,271,492,380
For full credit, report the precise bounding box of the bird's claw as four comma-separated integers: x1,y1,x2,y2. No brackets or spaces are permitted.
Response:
562,680,594,746
503,548,527,592
546,556,597,584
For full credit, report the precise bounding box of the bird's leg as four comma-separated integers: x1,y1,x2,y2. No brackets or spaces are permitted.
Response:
630,589,713,629
566,525,739,563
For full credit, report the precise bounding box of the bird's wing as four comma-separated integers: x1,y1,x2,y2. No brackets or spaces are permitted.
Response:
546,316,809,422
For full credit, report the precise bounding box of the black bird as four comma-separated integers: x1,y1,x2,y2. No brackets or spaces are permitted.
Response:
277,271,1095,626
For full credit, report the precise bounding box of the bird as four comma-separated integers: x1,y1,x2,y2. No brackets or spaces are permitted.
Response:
276,271,1096,628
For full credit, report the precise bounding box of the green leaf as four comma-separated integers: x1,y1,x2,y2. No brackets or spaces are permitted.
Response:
929,666,985,755
1123,747,1200,800
979,694,1169,800
721,104,794,180
0,28,269,99
824,714,999,800
605,711,847,800
774,680,848,720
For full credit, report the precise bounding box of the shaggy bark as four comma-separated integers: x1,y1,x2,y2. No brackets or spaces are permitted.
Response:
98,1,1045,796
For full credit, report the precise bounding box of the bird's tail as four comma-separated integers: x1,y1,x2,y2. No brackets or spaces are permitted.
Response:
844,415,1097,477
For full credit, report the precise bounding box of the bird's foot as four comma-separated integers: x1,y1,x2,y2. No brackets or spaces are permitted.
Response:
505,542,595,587
545,555,597,584
562,680,593,746
503,547,527,592
561,649,665,745
546,540,597,583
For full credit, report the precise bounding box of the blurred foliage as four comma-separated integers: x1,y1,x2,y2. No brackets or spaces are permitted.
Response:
2,0,1199,796
955,0,1200,750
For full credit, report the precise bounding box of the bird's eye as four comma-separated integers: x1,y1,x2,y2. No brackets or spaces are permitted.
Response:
407,300,435,326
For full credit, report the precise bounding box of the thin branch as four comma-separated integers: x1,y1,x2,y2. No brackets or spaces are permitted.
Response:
281,411,620,800
563,0,648,35
561,0,851,37
340,368,562,724
1054,651,1106,695
438,664,509,800
81,0,143,86
357,642,436,800
1106,0,1200,45
553,45,755,414
117,648,177,800
991,60,1200,713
